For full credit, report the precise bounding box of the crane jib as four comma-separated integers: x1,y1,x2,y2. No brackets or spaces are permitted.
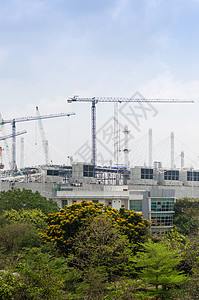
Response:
68,97,194,103
0,112,75,124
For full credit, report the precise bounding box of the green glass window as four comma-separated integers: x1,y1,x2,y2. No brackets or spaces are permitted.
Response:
151,198,174,212
129,200,142,211
151,213,173,226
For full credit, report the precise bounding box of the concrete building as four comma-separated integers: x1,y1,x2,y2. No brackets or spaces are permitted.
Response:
1,162,199,233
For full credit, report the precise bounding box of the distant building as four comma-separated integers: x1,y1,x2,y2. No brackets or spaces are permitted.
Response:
2,161,199,233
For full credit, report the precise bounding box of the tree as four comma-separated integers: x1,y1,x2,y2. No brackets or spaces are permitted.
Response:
3,208,46,228
40,200,150,255
174,198,199,235
0,189,59,215
134,239,187,299
0,209,47,257
68,215,134,279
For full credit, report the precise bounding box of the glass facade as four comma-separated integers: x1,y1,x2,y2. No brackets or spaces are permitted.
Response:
141,168,153,179
151,198,174,212
164,170,179,180
47,169,59,176
151,213,173,226
83,165,94,177
129,200,142,211
187,171,199,181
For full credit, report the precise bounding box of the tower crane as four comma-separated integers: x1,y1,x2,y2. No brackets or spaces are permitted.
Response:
67,96,194,176
36,106,50,165
0,113,12,169
0,111,75,172
0,130,27,169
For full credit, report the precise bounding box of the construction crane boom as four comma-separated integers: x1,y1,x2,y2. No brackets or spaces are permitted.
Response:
68,96,194,103
0,130,27,141
67,96,194,177
36,106,50,165
0,112,75,171
2,112,75,124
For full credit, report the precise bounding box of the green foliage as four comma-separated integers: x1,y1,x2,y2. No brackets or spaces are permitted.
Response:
3,208,46,228
134,239,187,299
0,222,33,253
0,188,59,215
10,247,66,299
103,280,140,300
0,271,25,300
0,210,48,254
0,263,64,300
67,215,135,281
174,198,199,235
41,200,150,255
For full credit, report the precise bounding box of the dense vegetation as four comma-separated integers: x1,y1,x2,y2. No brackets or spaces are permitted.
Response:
0,191,199,299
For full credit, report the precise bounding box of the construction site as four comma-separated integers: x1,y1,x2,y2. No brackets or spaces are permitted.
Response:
0,96,198,233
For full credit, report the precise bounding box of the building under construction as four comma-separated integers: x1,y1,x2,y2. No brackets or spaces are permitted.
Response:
1,160,199,234
0,99,197,233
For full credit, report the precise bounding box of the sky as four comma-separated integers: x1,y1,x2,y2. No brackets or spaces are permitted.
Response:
1,0,199,169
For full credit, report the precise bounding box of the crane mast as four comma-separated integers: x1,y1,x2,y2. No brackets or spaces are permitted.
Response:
0,130,27,170
0,114,12,169
36,106,50,165
67,96,194,177
1,111,75,172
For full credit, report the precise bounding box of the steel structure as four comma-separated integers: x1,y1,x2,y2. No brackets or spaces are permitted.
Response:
0,112,75,171
0,113,12,168
36,106,50,165
149,128,153,167
171,132,175,169
67,96,194,176
0,130,27,141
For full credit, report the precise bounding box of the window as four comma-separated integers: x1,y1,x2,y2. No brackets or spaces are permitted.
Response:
151,198,174,212
164,170,179,180
151,213,173,226
47,170,59,176
129,200,142,211
187,171,199,181
61,200,68,209
141,168,153,179
83,165,94,177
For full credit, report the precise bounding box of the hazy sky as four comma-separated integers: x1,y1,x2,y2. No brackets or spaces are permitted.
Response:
1,0,199,169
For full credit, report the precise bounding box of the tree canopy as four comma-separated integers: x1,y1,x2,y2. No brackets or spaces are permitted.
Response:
174,198,199,235
40,200,150,255
134,239,186,299
0,189,59,215
67,215,134,280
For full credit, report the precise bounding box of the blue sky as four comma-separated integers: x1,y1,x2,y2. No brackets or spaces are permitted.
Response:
1,0,199,169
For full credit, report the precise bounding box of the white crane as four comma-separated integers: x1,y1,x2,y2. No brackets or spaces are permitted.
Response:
0,130,27,170
36,106,50,165
0,113,12,168
0,111,75,171
67,96,194,176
